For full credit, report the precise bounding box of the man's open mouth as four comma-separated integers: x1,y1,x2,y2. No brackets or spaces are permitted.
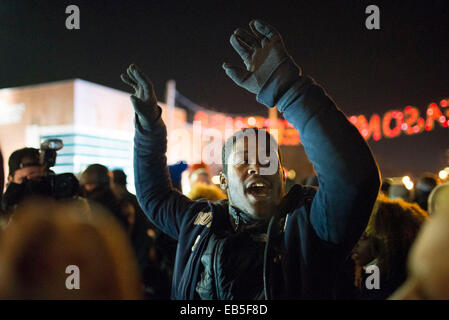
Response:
246,181,271,199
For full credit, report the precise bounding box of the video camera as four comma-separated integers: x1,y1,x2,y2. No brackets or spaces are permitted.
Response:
1,139,80,212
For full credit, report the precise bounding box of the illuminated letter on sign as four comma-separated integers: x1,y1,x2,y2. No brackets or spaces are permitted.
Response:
382,110,403,138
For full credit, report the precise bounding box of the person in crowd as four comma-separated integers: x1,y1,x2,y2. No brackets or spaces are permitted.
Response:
1,148,48,217
427,182,449,216
110,169,154,263
389,192,449,299
121,19,380,299
187,181,227,201
2,147,87,224
110,169,171,299
0,199,141,299
5,148,46,185
351,196,428,299
413,173,438,211
171,161,228,200
189,162,212,185
79,164,128,228
187,162,227,201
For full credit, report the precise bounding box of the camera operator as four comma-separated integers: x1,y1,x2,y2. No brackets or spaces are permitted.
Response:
6,148,46,185
1,142,81,217
1,148,47,216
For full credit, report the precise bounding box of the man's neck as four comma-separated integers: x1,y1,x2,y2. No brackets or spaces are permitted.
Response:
228,205,270,232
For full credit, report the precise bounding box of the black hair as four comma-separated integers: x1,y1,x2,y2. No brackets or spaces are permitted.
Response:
112,169,127,186
8,147,40,177
82,164,110,187
221,128,282,176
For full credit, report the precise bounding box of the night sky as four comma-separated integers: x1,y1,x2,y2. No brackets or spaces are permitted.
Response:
1,0,448,177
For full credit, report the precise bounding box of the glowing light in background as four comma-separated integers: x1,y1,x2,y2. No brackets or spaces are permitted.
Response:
194,97,449,145
211,175,221,185
247,117,257,126
402,176,414,190
404,181,414,190
382,110,403,138
439,169,449,180
287,169,296,180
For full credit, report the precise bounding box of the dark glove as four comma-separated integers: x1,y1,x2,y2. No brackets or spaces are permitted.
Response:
223,20,299,105
121,64,160,129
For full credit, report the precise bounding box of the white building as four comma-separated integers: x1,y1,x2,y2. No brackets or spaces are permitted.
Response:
0,79,190,193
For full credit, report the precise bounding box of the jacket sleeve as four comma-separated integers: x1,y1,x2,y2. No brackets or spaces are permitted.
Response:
257,59,381,248
134,105,194,240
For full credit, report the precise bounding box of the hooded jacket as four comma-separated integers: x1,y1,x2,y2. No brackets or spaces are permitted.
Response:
133,59,380,299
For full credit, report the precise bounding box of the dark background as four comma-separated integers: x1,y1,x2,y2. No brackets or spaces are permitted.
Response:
0,0,448,177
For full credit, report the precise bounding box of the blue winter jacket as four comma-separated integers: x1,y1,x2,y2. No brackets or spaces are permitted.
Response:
133,59,380,299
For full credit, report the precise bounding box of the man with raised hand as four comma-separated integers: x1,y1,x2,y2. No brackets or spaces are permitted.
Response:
122,19,380,299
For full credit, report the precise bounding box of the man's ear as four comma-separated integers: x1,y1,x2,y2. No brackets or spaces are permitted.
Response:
7,174,13,183
219,172,228,191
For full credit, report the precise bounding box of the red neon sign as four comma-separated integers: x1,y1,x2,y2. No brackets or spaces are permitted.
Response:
193,98,449,145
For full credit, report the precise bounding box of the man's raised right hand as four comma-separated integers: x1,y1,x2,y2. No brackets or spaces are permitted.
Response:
121,64,160,128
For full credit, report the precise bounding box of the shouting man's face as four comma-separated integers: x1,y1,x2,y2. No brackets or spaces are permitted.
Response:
220,130,285,220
